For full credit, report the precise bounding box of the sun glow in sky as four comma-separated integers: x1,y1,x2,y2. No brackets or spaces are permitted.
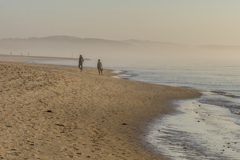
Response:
1,0,240,45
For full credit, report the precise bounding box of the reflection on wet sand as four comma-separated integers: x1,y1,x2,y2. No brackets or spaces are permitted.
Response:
147,92,240,160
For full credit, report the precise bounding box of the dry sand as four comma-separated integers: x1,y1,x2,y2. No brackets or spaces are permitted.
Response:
0,56,201,159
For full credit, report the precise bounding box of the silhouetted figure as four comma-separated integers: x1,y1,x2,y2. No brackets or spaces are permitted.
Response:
78,55,84,71
97,59,103,75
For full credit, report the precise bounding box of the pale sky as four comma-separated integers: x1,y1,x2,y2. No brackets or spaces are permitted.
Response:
1,0,240,45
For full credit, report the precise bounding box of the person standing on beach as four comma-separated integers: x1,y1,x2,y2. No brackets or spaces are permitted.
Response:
78,55,84,72
97,59,103,75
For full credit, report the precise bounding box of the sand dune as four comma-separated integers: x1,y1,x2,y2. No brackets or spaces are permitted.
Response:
0,57,201,159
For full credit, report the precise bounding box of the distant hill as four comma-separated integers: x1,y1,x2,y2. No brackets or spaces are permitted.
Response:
197,45,240,50
0,36,239,60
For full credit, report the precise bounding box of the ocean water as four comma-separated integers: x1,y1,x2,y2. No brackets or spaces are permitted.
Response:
29,58,240,159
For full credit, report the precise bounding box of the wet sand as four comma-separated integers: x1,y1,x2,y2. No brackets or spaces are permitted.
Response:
0,55,201,159
147,95,240,160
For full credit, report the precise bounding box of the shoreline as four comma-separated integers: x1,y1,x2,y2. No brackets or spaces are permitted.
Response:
0,56,201,159
0,54,90,61
147,94,240,160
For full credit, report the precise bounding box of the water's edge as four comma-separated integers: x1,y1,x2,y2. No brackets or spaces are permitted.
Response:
27,59,240,160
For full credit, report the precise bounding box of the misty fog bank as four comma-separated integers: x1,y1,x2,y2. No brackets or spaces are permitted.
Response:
0,36,239,61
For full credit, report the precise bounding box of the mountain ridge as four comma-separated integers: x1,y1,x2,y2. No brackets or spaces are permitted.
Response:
1,35,240,48
0,36,239,60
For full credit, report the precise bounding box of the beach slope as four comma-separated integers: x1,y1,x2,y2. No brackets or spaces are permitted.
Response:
0,59,201,159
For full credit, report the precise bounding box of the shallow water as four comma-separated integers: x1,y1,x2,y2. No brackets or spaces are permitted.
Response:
147,92,240,160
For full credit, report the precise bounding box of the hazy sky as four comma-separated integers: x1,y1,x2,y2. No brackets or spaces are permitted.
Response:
1,0,240,45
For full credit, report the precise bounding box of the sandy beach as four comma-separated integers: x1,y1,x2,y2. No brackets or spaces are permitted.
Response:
0,55,201,159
